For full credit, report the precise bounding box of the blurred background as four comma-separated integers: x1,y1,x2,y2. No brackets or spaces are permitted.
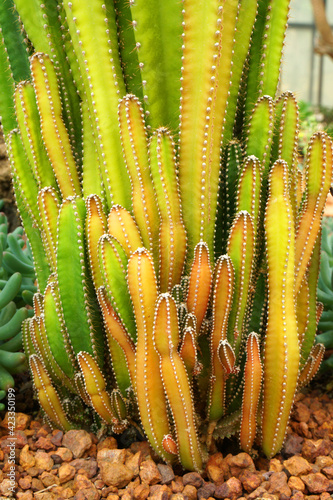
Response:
282,0,333,108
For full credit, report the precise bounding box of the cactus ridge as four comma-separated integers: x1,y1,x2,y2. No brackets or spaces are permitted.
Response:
0,0,331,471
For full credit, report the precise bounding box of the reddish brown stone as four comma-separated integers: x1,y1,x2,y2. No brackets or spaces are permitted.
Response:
171,477,184,493
50,429,63,447
297,421,312,438
101,462,134,488
315,456,333,469
97,447,126,465
206,453,223,469
291,493,304,500
301,472,330,494
283,433,304,455
227,453,255,478
52,446,73,462
0,412,30,431
206,464,224,485
283,455,313,476
59,463,76,484
0,477,17,497
33,493,57,500
19,475,32,490
239,469,261,493
182,471,204,488
34,450,54,471
122,492,133,500
1,430,27,450
149,484,172,500
130,441,153,460
63,430,93,459
157,463,175,484
17,413,32,431
73,487,100,500
293,402,311,423
35,435,56,451
288,475,305,492
322,464,333,478
31,477,44,491
74,473,94,490
30,420,42,430
97,437,118,451
215,477,242,499
40,470,60,487
16,492,34,500
302,439,333,462
181,485,197,500
320,493,332,500
83,443,97,459
197,482,216,500
126,451,143,477
133,483,150,500
19,444,36,470
268,471,291,498
70,458,98,478
269,458,283,472
26,466,39,477
36,424,51,438
139,459,162,485
317,417,333,431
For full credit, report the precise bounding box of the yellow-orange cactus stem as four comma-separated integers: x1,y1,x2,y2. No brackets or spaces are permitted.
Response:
127,248,175,463
240,332,262,453
186,241,212,335
153,292,202,472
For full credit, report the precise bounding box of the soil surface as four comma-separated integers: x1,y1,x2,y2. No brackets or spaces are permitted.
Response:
1,376,333,500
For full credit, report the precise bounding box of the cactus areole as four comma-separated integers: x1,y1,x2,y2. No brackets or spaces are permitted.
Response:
0,0,331,471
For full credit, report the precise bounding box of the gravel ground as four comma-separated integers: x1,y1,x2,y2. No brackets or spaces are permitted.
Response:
1,384,333,499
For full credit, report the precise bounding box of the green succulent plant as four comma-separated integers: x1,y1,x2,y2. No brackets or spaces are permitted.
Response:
0,201,36,411
0,0,331,471
316,216,333,371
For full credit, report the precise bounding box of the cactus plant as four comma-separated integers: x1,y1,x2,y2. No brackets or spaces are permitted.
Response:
0,0,331,471
0,201,36,410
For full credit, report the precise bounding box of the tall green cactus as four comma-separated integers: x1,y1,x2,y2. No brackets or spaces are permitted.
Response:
0,0,331,472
